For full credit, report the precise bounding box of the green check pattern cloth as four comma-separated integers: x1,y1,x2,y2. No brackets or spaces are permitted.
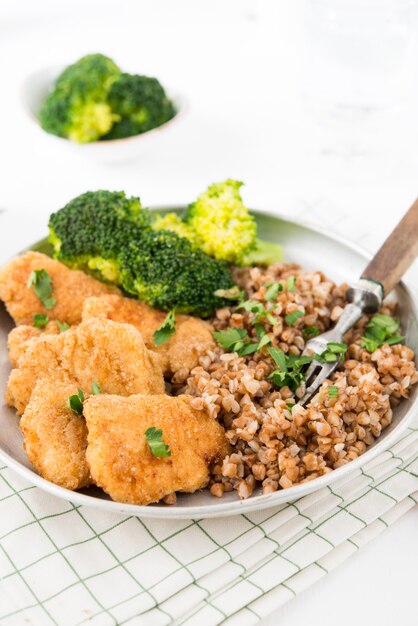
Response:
1,420,418,625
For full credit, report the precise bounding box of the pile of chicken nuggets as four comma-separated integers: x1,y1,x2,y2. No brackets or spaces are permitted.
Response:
0,251,229,505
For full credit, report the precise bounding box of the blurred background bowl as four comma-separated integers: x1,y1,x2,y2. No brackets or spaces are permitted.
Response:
20,65,188,163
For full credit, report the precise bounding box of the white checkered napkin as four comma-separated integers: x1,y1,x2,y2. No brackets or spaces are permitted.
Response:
0,422,417,626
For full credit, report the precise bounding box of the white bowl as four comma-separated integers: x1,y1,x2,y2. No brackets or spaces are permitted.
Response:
20,65,188,163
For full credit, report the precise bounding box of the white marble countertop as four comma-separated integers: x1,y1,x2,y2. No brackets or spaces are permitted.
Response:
1,1,418,624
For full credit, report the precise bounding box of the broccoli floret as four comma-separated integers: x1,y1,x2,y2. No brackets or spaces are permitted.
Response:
48,190,150,283
183,180,256,264
119,229,234,316
152,212,196,242
103,73,175,139
39,54,121,143
184,179,282,266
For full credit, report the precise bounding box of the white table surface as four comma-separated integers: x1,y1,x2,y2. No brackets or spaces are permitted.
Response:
1,1,418,624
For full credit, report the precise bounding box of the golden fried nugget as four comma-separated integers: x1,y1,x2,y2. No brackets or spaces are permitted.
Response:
7,322,60,367
20,379,90,490
82,294,215,373
0,251,118,326
6,318,164,414
84,393,229,505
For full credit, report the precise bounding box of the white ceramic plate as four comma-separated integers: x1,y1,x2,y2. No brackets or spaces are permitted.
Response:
20,66,188,163
1,209,417,519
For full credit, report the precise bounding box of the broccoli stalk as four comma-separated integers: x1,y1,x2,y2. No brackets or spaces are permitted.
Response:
240,239,283,266
39,54,121,143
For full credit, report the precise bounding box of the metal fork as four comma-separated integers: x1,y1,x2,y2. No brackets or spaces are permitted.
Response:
298,198,418,406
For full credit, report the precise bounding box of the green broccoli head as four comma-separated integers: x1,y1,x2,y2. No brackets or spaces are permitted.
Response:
152,212,196,243
48,190,151,283
183,180,257,264
39,54,121,143
184,179,283,267
119,229,234,316
103,73,175,139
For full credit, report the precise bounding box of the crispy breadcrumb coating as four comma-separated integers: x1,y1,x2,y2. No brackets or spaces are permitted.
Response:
20,379,90,490
0,251,118,326
6,317,164,414
82,294,215,373
84,393,229,505
7,322,60,367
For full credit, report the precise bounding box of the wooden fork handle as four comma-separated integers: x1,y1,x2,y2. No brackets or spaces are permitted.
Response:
361,197,418,296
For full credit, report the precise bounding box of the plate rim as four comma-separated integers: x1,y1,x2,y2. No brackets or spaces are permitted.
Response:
1,206,418,519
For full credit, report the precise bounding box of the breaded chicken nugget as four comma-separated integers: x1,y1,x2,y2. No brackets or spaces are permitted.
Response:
84,393,229,505
20,379,90,490
0,251,118,326
82,294,215,373
7,322,60,367
6,317,164,414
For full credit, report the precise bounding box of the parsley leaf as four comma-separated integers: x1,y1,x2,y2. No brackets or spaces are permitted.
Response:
91,381,101,395
67,388,85,415
303,326,320,340
213,327,247,350
285,276,297,292
236,299,278,326
361,314,404,353
33,313,48,328
264,282,283,302
314,342,348,363
328,385,339,398
268,347,312,391
213,328,257,357
27,269,56,310
214,286,245,301
257,333,272,351
145,427,171,458
213,326,270,357
56,320,70,333
285,310,304,326
153,310,176,346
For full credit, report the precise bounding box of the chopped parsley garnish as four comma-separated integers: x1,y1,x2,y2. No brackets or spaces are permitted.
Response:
214,286,245,301
56,320,70,333
268,347,312,391
285,276,297,292
145,427,171,458
285,310,304,326
236,299,278,326
303,326,320,340
27,269,56,310
213,328,256,357
257,333,272,351
67,388,84,415
328,385,339,398
213,327,247,350
268,342,347,392
314,342,347,363
264,282,283,302
361,314,404,353
153,310,176,346
91,381,101,395
286,402,296,411
254,322,266,338
33,313,48,328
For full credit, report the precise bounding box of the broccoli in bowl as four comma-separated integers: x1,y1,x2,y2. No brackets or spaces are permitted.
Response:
38,54,175,143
